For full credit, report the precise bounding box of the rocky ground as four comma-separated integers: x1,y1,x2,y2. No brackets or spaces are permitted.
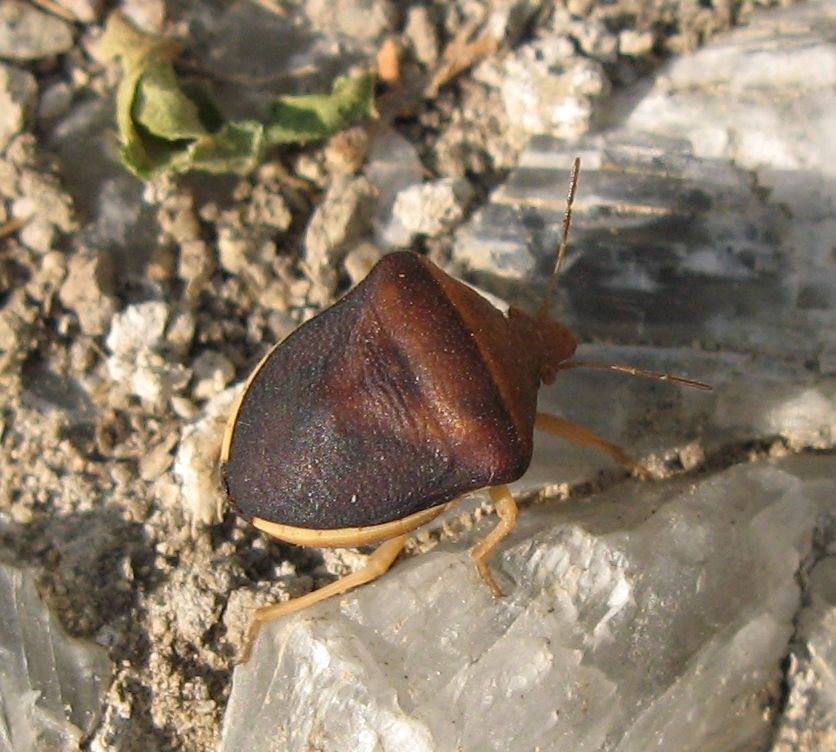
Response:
0,1,833,751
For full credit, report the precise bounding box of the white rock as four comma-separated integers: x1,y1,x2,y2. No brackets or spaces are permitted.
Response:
364,128,424,249
618,29,655,57
475,37,609,147
622,0,836,371
626,0,836,178
105,301,168,356
220,456,829,751
388,178,473,246
105,301,191,410
174,386,238,526
191,350,236,401
452,129,834,375
128,350,191,409
0,562,112,752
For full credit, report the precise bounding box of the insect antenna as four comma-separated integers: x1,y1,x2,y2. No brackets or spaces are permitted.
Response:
538,156,581,320
536,158,711,392
558,360,712,390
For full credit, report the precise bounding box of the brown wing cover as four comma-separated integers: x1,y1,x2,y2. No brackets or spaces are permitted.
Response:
222,252,535,529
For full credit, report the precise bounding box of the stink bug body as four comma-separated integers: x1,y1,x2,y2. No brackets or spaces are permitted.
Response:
221,160,710,659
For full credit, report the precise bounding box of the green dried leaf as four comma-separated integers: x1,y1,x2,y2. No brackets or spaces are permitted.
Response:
99,12,376,179
133,59,207,141
183,120,266,175
266,74,376,145
98,13,186,178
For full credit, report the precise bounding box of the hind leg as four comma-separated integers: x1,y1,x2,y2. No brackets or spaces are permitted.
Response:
241,534,408,662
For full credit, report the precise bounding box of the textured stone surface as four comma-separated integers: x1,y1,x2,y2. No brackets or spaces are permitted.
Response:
774,554,836,751
452,133,828,362
454,1,836,374
388,177,474,246
0,562,112,752
220,456,833,752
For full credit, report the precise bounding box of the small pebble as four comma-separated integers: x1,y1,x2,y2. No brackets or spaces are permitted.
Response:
191,351,236,402
619,29,656,57
0,63,36,151
0,1,74,61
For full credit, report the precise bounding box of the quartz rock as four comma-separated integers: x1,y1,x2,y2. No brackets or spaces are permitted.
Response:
520,343,833,492
364,128,424,248
452,129,834,373
454,0,836,376
387,178,473,247
625,0,836,177
474,36,609,148
623,0,836,369
105,302,190,411
0,561,112,752
220,456,831,752
774,554,836,750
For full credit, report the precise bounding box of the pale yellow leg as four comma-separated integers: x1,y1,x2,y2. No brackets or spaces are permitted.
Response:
470,484,519,598
535,412,652,479
241,534,408,662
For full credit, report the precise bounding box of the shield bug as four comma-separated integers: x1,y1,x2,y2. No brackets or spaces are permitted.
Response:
221,159,711,659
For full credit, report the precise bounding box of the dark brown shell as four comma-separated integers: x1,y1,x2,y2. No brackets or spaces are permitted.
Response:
222,252,543,529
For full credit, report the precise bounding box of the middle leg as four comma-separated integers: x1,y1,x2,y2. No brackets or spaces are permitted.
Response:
470,484,519,598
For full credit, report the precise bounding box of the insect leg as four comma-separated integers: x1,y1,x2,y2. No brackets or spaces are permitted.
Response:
241,533,408,662
534,412,651,479
469,484,519,598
